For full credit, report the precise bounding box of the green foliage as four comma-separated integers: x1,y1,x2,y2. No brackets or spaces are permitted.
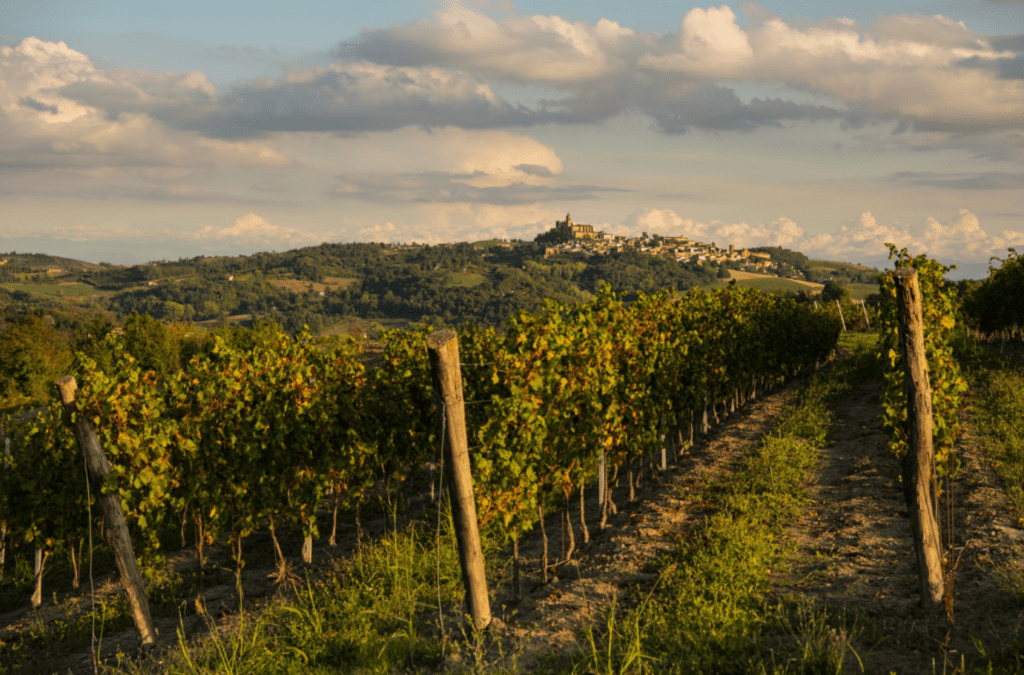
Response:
877,245,967,478
963,248,1024,333
534,221,576,245
149,513,466,675
120,312,180,377
820,282,850,303
0,315,73,407
968,363,1024,518
0,282,840,629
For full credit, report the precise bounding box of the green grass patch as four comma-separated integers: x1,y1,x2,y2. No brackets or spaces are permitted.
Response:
845,283,878,301
120,509,512,675
966,360,1024,518
0,282,108,297
565,345,879,675
447,272,487,288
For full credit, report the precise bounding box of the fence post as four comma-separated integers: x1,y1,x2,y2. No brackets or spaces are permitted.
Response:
1,432,7,567
860,299,872,330
426,331,491,631
54,376,157,648
835,299,847,332
892,268,945,611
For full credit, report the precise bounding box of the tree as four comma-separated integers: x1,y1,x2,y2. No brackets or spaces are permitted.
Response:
717,263,730,279
120,312,180,377
821,281,850,302
534,221,575,245
964,249,1024,332
0,315,73,406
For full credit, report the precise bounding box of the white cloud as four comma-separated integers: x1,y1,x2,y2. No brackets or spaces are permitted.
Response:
0,37,290,169
194,212,328,247
349,8,639,84
346,5,1023,147
621,206,1019,264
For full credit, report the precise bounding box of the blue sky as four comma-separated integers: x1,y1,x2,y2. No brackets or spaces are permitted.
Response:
1,0,1022,276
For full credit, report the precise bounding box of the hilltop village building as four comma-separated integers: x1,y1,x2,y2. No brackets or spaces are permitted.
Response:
544,213,777,274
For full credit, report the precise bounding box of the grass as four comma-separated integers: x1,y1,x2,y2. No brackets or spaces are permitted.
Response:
845,283,879,301
0,282,109,297
117,506,516,675
561,339,879,675
447,272,488,289
964,349,1024,523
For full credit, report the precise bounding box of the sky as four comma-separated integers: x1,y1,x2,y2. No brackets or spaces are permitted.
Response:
1,0,1022,276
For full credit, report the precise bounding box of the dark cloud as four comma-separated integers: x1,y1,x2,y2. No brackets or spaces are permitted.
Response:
329,171,630,205
57,64,555,138
514,163,554,177
890,170,1024,189
19,97,58,114
634,85,845,134
956,54,1024,80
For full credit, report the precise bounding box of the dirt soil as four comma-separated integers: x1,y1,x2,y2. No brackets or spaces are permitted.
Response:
772,375,1024,673
4,353,1024,674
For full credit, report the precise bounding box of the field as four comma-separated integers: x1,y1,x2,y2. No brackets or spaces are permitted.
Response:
446,271,487,288
267,276,357,294
847,281,880,299
4,329,1024,674
705,272,878,300
0,282,110,297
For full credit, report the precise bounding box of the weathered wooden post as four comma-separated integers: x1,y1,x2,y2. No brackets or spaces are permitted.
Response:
55,376,157,648
426,331,491,631
892,268,945,611
860,299,871,330
1,432,8,567
31,548,45,608
835,299,847,332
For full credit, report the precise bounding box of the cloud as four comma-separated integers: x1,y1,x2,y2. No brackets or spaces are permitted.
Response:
329,171,628,205
199,62,545,137
341,7,641,84
193,212,329,247
891,170,1024,189
621,207,1023,265
0,37,290,170
339,5,1023,144
318,126,627,204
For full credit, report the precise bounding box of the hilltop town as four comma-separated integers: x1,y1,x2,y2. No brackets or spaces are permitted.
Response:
541,213,776,274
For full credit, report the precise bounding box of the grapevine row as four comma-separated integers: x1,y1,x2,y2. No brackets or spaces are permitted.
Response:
0,285,841,596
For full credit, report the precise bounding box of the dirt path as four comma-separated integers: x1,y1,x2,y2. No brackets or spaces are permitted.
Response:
483,382,797,671
9,358,1024,674
775,375,1024,673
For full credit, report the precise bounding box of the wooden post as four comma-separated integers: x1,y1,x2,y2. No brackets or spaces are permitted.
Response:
426,331,491,631
31,548,45,608
860,299,871,330
659,415,667,471
54,376,157,648
598,451,606,505
835,299,847,332
892,268,945,611
1,433,8,567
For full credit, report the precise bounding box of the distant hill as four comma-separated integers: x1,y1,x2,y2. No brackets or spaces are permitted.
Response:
0,252,104,273
0,241,883,335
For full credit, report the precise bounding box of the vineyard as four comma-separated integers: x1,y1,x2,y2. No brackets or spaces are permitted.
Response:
4,246,1024,673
